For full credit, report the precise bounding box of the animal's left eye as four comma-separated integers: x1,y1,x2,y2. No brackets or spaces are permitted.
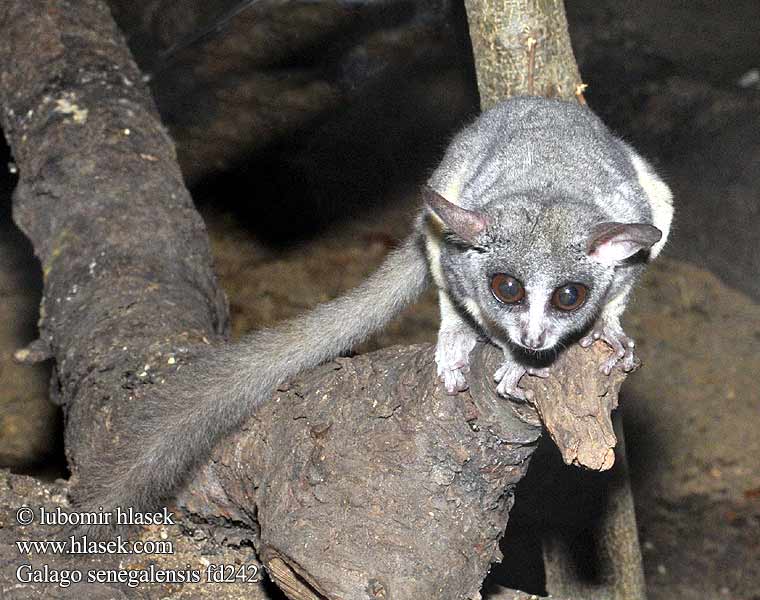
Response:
552,283,587,311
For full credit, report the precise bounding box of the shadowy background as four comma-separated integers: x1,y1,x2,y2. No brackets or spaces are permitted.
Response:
1,1,758,598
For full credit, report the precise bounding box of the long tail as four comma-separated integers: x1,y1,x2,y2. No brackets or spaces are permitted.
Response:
76,231,429,519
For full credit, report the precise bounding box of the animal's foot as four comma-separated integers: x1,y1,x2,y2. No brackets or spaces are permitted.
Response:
435,328,477,394
493,361,530,401
580,322,640,375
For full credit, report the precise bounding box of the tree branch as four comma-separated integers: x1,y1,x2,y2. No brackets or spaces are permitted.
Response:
0,0,228,496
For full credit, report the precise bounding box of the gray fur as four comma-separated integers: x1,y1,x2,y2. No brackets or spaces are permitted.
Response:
75,232,429,529
77,97,672,525
426,97,672,396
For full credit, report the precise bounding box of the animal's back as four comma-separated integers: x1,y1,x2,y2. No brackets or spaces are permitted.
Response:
430,97,648,223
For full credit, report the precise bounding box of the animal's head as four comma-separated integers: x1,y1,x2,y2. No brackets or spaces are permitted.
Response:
424,187,661,352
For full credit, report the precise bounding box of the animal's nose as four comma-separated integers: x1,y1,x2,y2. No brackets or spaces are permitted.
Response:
521,329,547,350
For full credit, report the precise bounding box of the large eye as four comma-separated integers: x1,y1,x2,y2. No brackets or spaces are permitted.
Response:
491,274,525,304
552,283,588,311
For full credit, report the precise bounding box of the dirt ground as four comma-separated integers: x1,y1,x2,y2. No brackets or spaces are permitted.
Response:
1,0,759,598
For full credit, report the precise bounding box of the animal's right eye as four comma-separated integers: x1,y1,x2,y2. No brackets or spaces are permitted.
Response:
490,274,525,304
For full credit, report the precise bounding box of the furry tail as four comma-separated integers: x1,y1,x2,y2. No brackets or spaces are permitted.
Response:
74,232,429,521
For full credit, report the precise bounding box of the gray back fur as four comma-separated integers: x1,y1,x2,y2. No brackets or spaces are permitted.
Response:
430,97,651,224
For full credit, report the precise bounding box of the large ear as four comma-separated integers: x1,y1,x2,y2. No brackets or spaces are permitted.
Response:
422,186,489,244
587,222,663,264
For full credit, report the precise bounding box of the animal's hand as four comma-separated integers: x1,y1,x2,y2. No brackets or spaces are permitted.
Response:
580,320,640,374
493,356,531,401
435,328,477,394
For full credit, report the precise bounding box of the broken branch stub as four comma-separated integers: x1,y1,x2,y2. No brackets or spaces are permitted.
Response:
522,343,626,472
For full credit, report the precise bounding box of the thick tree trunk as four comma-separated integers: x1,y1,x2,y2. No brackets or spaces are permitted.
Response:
0,0,229,480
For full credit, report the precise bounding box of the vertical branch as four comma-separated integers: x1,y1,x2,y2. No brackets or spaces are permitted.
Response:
459,1,645,599
461,0,583,107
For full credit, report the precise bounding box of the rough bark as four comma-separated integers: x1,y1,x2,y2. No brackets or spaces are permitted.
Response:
1,340,623,599
0,0,228,495
183,340,626,599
